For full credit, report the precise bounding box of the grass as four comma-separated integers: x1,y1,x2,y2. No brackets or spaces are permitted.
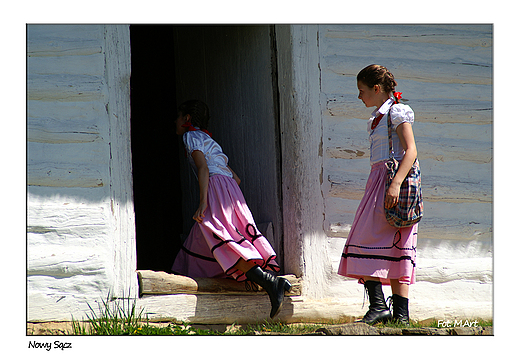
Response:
71,294,492,335
70,294,321,335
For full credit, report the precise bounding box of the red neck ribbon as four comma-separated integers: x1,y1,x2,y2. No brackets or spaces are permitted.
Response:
370,94,401,130
182,122,212,137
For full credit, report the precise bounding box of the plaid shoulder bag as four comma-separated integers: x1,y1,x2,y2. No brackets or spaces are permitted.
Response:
384,108,424,228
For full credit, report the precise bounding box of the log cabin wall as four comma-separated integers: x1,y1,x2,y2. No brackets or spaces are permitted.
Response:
27,25,136,321
26,24,492,323
319,24,492,318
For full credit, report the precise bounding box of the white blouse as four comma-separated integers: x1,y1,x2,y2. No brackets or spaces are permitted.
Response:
183,129,234,179
367,99,415,165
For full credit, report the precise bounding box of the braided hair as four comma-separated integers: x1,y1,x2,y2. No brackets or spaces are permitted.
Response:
357,64,400,103
178,100,210,129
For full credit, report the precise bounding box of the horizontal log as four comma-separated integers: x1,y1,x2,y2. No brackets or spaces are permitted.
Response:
322,91,492,125
27,203,111,242
323,55,491,86
28,52,105,77
324,157,492,185
27,249,108,278
27,74,105,102
28,117,101,144
325,135,491,164
327,169,491,203
28,139,109,167
325,206,491,242
416,258,492,284
321,24,492,48
27,100,108,122
137,270,301,296
28,38,102,58
27,163,105,188
27,24,104,45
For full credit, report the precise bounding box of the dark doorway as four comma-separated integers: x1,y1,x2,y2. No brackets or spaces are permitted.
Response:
130,25,183,272
130,24,284,275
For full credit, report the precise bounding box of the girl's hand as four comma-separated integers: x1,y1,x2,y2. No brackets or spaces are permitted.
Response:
385,181,400,209
193,201,207,223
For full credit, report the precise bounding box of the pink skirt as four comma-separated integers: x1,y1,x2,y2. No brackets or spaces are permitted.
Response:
337,161,418,285
171,174,280,282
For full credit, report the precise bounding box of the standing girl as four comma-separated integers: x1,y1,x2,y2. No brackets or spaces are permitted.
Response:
338,65,419,325
171,100,291,319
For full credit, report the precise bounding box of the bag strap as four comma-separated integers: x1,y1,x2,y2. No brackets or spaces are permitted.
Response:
387,105,395,160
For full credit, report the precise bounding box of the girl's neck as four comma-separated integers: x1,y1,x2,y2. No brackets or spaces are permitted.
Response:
377,92,393,109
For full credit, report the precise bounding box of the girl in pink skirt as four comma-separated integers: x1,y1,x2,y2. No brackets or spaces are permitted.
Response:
171,100,291,318
337,65,419,325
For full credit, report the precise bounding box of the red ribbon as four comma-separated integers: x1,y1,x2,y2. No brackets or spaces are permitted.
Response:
370,99,396,130
370,112,386,130
370,93,402,130
182,122,212,137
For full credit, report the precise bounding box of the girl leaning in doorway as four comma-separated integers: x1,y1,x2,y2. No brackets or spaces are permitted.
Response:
338,65,419,325
171,100,291,319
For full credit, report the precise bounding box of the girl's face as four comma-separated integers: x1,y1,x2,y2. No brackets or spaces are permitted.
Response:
175,112,189,135
357,81,379,108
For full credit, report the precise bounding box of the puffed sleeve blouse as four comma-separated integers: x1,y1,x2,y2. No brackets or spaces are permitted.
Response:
183,129,234,179
367,98,415,166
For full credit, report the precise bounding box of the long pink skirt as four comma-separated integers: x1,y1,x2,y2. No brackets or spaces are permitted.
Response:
337,161,418,285
171,174,280,282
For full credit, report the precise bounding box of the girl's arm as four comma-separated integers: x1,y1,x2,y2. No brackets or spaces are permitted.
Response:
191,150,210,223
227,166,241,186
385,122,418,209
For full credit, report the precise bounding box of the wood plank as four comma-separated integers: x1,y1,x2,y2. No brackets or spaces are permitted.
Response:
321,24,492,48
320,31,491,65
327,170,491,203
137,270,301,296
325,197,491,241
103,24,137,298
27,100,108,122
322,91,492,125
323,54,491,86
416,258,492,284
27,74,105,102
28,52,105,76
27,162,105,188
27,203,110,240
28,139,108,165
325,136,491,164
28,117,101,144
323,117,492,151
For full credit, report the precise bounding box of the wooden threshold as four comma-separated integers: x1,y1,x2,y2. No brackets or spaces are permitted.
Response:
137,270,301,297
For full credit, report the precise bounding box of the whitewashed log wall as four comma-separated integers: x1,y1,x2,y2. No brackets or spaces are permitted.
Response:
27,25,137,321
26,24,492,323
319,25,492,319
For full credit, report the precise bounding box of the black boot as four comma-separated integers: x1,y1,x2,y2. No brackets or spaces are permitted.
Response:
391,294,410,325
358,280,391,325
245,265,292,318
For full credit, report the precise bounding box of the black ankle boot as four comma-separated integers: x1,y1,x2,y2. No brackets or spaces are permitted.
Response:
358,280,391,325
391,294,409,325
245,265,292,318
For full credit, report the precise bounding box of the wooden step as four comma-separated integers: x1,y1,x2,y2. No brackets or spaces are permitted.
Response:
137,270,301,296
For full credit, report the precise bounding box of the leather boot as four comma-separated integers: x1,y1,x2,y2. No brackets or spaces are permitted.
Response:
358,280,391,325
391,294,410,325
245,265,292,318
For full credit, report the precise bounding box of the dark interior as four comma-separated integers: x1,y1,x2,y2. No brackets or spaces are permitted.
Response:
130,25,183,272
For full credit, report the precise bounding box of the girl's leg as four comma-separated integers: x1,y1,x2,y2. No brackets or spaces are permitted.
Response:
359,276,391,325
236,258,292,319
390,279,409,298
390,279,410,324
235,258,256,273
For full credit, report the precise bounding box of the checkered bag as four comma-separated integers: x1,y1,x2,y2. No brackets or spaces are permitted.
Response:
384,108,423,228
